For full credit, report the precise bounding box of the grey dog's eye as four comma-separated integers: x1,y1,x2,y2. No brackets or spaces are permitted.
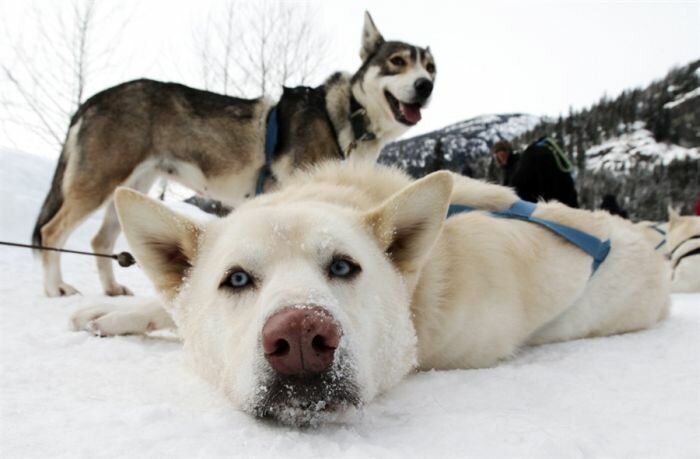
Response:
390,56,406,66
328,256,361,280
223,270,253,289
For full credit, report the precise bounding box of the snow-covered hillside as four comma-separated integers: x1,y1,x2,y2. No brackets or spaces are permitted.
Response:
575,123,700,220
664,86,700,110
585,122,700,174
380,113,541,176
1,148,699,458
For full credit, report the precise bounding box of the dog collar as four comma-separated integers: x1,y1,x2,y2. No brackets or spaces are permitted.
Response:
347,95,376,156
669,234,700,269
669,234,700,258
672,246,700,271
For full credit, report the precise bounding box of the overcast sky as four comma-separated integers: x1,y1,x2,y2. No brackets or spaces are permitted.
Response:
1,0,698,157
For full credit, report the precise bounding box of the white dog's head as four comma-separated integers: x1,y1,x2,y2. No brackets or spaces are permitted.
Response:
114,171,452,426
352,11,437,137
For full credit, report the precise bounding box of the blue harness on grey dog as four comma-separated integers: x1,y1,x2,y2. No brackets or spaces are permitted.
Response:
447,200,611,274
255,106,280,196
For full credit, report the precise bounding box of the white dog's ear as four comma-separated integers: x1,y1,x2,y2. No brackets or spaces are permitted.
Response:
114,188,202,301
667,205,680,221
364,171,454,275
361,11,385,61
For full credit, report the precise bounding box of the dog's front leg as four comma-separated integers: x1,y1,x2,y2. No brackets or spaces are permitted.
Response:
71,299,175,337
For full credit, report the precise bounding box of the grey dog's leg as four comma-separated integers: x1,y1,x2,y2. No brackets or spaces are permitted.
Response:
92,202,132,296
92,169,157,296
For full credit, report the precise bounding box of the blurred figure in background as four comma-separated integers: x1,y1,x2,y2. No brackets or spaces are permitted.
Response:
460,162,475,178
427,139,446,173
491,137,579,208
491,140,519,185
600,194,628,219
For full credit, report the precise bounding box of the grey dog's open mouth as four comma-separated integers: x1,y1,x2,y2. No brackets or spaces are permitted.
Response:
385,90,422,126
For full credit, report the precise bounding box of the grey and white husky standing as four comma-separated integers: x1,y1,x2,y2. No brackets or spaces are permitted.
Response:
32,12,437,297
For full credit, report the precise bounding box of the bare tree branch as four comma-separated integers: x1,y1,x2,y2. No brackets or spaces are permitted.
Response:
2,67,63,145
1,0,127,152
193,0,328,98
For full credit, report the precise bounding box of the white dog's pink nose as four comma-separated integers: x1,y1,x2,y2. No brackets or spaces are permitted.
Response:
262,307,340,376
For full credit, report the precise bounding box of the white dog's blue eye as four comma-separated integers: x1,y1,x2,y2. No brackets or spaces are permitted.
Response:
331,260,351,276
228,271,251,288
329,257,360,279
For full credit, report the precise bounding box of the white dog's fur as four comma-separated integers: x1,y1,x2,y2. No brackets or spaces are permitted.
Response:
72,162,671,426
637,211,700,293
666,209,700,293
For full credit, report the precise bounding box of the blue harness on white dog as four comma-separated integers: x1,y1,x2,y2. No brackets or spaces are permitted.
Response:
447,200,611,274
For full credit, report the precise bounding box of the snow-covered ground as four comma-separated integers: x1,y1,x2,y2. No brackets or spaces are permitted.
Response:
1,148,698,458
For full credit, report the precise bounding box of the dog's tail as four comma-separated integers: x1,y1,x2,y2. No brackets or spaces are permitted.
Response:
31,125,75,252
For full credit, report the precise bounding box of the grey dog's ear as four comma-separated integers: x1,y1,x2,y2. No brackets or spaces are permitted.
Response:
114,188,202,301
360,11,385,62
364,171,453,277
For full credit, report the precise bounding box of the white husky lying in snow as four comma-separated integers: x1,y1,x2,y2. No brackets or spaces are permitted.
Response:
72,162,671,426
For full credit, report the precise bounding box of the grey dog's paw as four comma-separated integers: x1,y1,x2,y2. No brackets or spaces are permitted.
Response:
46,281,80,297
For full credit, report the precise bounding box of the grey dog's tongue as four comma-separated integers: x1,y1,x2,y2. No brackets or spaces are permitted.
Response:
400,102,422,124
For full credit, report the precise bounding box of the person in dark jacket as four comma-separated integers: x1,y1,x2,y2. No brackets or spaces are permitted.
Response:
600,194,628,219
491,140,519,185
491,138,579,208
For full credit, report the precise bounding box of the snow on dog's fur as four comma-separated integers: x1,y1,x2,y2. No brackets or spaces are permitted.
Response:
72,162,671,427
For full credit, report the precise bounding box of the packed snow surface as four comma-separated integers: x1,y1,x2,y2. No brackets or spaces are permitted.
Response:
1,148,698,458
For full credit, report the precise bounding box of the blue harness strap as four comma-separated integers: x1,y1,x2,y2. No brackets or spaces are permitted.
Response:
649,223,667,251
255,106,279,195
447,200,611,273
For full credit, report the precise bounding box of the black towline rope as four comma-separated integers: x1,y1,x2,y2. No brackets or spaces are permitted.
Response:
0,241,136,267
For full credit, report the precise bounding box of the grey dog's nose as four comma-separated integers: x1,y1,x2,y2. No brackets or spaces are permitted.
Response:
414,78,433,99
262,307,340,376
